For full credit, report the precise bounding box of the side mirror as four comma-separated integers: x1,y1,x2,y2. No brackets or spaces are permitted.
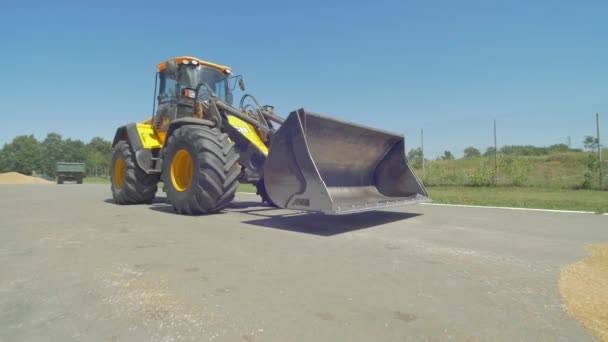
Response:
238,77,246,91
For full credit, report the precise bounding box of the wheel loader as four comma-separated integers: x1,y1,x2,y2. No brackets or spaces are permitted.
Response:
110,56,428,214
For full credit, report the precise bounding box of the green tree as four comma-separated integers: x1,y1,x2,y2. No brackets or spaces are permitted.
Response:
440,150,455,160
463,146,481,158
0,147,7,172
547,143,571,153
86,137,112,176
40,133,65,177
62,139,87,162
0,135,42,175
87,137,112,155
500,145,546,156
407,148,423,168
583,136,599,151
483,146,497,157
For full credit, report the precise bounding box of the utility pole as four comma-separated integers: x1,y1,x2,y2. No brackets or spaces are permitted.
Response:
597,113,603,190
494,119,498,186
421,128,425,178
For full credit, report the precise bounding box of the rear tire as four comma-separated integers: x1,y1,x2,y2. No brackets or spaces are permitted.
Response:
111,140,158,204
162,125,240,215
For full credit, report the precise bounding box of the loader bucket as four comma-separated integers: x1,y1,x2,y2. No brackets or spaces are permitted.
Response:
263,109,429,214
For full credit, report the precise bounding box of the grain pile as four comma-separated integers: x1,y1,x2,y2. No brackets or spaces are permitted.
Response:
560,243,608,342
0,172,53,184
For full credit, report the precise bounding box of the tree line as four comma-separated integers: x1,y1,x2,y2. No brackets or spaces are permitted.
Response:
407,136,602,168
1,132,603,180
0,133,112,178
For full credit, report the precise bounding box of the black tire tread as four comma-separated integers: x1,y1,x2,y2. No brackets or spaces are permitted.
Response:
111,140,158,204
162,125,240,215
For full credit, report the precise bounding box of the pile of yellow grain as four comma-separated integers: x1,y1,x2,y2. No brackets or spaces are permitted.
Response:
0,172,53,184
560,243,608,341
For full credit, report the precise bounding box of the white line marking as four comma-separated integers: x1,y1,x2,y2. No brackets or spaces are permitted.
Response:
421,203,608,215
237,192,607,215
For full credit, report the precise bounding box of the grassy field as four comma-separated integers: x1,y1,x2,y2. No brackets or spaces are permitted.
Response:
427,186,608,213
235,182,608,213
83,176,111,184
238,183,256,193
415,152,607,190
236,183,607,213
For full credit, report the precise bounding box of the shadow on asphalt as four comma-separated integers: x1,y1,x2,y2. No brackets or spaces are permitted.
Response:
146,200,272,216
234,204,421,236
105,198,421,235
147,197,227,216
104,196,170,205
241,212,420,236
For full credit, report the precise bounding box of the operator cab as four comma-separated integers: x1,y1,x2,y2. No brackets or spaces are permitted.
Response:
153,56,234,131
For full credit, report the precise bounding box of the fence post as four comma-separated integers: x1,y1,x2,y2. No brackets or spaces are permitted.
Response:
494,119,498,186
597,113,603,190
421,128,425,179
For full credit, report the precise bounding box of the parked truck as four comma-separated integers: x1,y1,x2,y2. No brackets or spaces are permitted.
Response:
57,162,86,184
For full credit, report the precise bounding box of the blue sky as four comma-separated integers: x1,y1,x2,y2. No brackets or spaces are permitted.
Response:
0,0,606,158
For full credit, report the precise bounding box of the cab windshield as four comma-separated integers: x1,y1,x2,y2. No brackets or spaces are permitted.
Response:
178,65,231,104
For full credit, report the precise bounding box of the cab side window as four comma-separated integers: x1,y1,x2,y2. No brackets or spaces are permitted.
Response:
159,77,177,103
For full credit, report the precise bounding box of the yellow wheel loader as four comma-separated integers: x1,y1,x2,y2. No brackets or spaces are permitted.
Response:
110,56,428,214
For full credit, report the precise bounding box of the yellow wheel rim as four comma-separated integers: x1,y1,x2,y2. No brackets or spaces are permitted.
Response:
114,158,125,189
171,149,193,192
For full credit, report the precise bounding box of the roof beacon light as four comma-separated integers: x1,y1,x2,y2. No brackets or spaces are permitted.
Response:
182,59,190,65
191,60,199,65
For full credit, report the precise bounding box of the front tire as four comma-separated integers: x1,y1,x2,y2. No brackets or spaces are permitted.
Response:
111,140,158,204
162,125,240,215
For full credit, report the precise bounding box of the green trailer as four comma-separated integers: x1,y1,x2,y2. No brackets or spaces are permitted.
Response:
57,162,86,184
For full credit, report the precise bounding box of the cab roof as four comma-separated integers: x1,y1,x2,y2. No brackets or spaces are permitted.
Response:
156,56,231,73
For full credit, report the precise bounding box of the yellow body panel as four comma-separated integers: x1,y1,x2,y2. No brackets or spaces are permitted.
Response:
136,124,165,149
137,114,266,156
157,56,231,73
227,116,269,155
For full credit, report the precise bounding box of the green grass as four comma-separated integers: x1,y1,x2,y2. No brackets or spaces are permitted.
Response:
84,176,111,184
238,183,256,193
415,152,607,190
427,186,608,213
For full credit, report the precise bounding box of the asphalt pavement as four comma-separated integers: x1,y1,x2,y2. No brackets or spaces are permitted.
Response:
0,184,606,341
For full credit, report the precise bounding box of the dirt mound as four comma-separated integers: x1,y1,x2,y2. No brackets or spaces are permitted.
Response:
560,243,608,341
0,172,53,185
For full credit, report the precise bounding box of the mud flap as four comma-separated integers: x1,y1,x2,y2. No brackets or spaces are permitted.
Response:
263,109,429,214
